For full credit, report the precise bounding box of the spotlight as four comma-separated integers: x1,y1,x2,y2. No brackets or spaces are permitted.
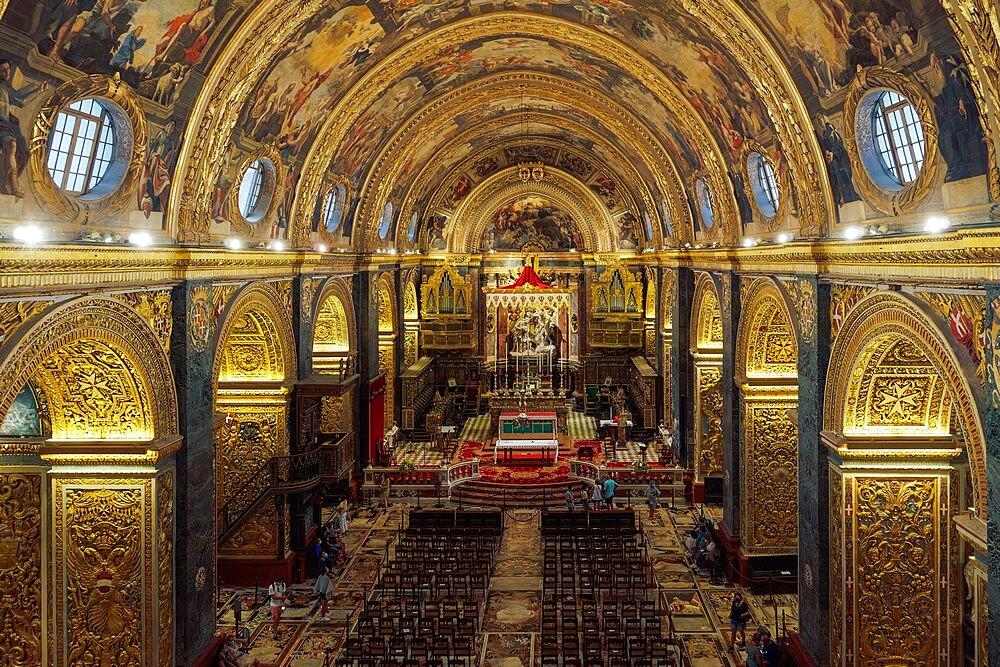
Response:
742,237,758,248
316,244,328,253
267,240,285,251
924,216,950,233
223,237,243,250
775,232,792,244
842,226,864,240
388,247,397,255
12,225,43,244
128,231,153,247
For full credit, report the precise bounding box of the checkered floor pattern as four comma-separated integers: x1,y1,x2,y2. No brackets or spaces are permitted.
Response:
391,441,448,467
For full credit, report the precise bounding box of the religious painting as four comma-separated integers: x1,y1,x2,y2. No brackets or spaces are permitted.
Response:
242,4,386,156
484,196,583,251
558,152,594,180
472,155,499,179
138,120,180,218
335,76,425,176
815,115,861,208
617,213,640,249
590,173,621,210
425,213,447,250
928,53,989,183
0,383,44,437
0,56,47,199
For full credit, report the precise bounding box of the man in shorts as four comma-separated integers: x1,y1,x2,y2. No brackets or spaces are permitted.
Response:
268,577,287,638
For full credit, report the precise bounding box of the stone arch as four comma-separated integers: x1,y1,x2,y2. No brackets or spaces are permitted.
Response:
311,278,357,368
212,282,297,388
823,290,985,514
734,277,800,554
0,296,178,441
690,272,723,352
377,274,398,335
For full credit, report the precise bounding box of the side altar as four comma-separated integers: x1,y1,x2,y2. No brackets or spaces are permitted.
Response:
486,389,569,433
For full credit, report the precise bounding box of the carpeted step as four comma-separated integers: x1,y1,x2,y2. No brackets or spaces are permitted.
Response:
451,479,590,508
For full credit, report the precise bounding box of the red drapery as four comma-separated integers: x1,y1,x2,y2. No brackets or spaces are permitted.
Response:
500,264,553,289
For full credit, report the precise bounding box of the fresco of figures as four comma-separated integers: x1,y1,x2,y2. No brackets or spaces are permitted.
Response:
485,196,583,251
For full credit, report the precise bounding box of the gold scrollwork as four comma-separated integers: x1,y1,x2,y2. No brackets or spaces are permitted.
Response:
741,401,798,553
156,469,174,667
695,364,723,478
29,75,148,225
842,67,941,217
0,473,42,667
692,273,723,350
828,467,844,667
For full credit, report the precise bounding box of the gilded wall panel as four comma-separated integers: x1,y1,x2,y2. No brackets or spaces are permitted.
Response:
830,284,875,340
215,404,286,510
852,478,940,665
0,300,53,347
52,478,153,667
320,393,351,433
114,291,173,355
694,364,723,478
740,401,798,554
914,291,986,383
219,500,278,557
0,473,42,667
662,337,673,430
378,343,396,431
155,469,174,667
829,466,844,667
403,329,418,368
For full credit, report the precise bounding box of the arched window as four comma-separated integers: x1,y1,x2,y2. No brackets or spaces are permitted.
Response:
238,160,265,220
379,202,394,239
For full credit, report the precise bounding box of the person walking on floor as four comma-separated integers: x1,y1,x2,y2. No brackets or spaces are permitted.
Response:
744,630,763,667
645,480,661,519
728,591,751,650
603,475,618,509
313,567,334,621
759,628,779,666
268,578,287,639
565,485,576,511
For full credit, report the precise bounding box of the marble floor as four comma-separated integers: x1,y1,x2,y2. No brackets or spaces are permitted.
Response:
215,503,798,666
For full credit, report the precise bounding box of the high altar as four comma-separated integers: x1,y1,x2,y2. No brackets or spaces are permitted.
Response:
483,264,575,432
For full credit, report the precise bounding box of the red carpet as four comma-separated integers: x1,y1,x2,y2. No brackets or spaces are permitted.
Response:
456,441,571,484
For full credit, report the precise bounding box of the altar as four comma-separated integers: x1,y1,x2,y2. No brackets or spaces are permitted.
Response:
494,411,560,463
486,389,568,433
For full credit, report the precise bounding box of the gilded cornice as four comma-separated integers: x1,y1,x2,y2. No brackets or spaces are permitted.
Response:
356,71,685,249
938,0,1000,200
447,166,614,253
680,0,833,237
294,12,737,249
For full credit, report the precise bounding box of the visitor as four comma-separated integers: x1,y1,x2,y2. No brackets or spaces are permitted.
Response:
645,480,661,519
581,485,591,512
590,480,603,510
313,567,334,621
745,631,763,667
603,475,618,509
565,485,576,511
335,500,349,535
380,475,391,511
268,578,287,638
759,628,779,666
728,591,751,650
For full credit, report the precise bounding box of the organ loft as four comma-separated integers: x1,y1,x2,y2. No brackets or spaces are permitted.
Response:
0,0,997,665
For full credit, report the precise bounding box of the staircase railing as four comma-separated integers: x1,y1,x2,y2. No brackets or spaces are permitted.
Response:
219,449,322,543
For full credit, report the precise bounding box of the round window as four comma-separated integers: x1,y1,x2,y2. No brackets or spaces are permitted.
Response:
643,210,654,241
323,184,346,232
407,210,419,242
695,179,714,230
379,202,393,240
858,89,926,191
237,159,275,223
46,98,128,198
747,152,780,218
660,199,673,238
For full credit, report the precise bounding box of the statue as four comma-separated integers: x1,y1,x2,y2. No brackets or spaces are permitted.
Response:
511,307,555,356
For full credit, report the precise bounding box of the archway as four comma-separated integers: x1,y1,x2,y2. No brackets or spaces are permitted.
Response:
213,282,296,560
377,274,398,433
735,278,799,555
0,295,179,667
311,278,358,436
823,291,986,666
689,273,724,486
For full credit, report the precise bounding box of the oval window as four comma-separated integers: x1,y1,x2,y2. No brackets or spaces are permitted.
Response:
46,98,127,198
407,210,419,242
858,89,926,191
747,152,780,218
660,199,673,238
379,201,393,240
237,159,276,223
695,179,714,230
323,183,346,232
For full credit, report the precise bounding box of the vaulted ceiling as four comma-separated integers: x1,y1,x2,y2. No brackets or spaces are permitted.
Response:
2,0,995,251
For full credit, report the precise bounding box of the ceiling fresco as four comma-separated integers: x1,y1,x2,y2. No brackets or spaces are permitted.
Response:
0,0,993,247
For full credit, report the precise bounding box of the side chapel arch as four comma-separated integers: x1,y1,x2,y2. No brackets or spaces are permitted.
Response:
311,278,357,376
734,278,800,554
823,290,986,666
0,296,178,441
689,272,724,481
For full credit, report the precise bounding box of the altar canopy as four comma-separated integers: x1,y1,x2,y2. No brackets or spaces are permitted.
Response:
500,264,554,290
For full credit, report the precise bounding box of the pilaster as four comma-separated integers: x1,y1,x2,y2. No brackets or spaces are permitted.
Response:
720,271,741,536
354,270,379,468
985,282,1000,666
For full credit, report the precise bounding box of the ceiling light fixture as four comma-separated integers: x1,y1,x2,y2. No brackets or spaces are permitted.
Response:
775,232,792,244
12,225,44,244
842,226,864,241
223,237,243,250
924,216,950,233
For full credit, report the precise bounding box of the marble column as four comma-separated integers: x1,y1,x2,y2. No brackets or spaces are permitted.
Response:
674,268,694,468
170,280,216,664
720,272,742,537
354,270,379,468
295,273,316,380
795,277,831,665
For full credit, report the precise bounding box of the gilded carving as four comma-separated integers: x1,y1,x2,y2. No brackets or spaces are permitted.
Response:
378,344,396,432
403,330,418,368
320,395,348,433
853,478,938,665
215,284,295,385
741,401,798,553
829,467,844,667
692,274,723,349
830,284,875,339
402,279,418,320
791,279,816,345
215,406,284,509
155,469,173,667
0,474,41,667
211,284,240,329
188,286,213,353
115,291,172,354
695,365,723,478
661,269,675,331
421,265,472,319
914,291,986,382
0,301,53,347
35,338,154,440
274,279,294,323
313,296,350,351
738,282,798,379
55,480,150,667
219,501,278,557
989,294,1000,410
300,277,316,326
591,259,643,320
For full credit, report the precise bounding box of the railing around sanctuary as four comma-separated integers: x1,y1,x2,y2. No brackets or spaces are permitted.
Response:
361,459,481,504
569,459,686,505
